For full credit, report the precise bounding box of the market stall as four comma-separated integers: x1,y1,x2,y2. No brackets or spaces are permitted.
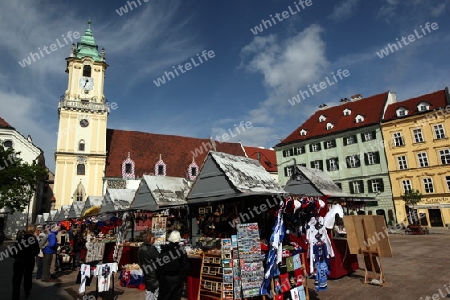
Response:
81,196,103,217
186,151,286,300
282,165,377,280
68,201,85,219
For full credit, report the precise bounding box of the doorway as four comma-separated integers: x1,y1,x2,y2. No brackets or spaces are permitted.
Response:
428,209,444,227
376,209,387,225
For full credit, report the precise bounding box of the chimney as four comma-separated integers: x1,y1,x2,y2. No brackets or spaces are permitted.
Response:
318,103,328,109
351,94,363,101
340,98,350,104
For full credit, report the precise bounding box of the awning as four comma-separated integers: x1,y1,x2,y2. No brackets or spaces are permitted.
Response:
187,151,284,204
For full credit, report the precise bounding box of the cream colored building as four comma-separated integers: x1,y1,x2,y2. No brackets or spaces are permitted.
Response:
54,21,109,209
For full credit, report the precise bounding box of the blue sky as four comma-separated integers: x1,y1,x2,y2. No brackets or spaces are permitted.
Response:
0,0,449,172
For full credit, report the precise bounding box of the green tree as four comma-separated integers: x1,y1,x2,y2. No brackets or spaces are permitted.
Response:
402,189,422,225
0,146,47,213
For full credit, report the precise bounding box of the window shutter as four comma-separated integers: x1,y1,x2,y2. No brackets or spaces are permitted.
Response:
359,180,364,193
379,179,385,192
332,140,336,147
326,159,330,171
368,180,373,193
349,182,355,194
319,160,323,171
284,167,288,177
364,153,369,165
343,138,348,146
371,131,376,139
310,161,314,168
361,133,366,142
356,155,361,167
301,146,305,153
283,150,287,157
309,144,313,152
375,152,380,164
335,158,339,170
353,135,358,143
317,143,322,151
346,156,351,168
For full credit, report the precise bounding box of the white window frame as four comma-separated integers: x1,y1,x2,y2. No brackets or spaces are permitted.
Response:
326,123,333,130
348,155,358,168
325,141,334,149
423,178,434,193
364,132,373,141
413,128,424,143
397,155,408,170
329,158,338,171
396,108,408,117
355,115,364,123
343,108,351,116
311,143,319,152
434,124,446,139
393,132,404,147
371,180,381,193
313,161,321,170
346,136,356,145
300,129,307,136
352,181,362,194
417,152,429,168
417,101,430,112
402,180,412,193
319,115,326,122
367,152,376,165
439,148,450,165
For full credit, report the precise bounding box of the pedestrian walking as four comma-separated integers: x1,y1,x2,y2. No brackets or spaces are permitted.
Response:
11,225,40,300
157,230,189,300
41,225,59,282
138,231,160,300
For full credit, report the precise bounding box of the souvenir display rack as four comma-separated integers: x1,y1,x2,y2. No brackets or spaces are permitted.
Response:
198,252,224,300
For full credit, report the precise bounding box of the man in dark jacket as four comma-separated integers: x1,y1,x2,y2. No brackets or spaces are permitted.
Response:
11,226,40,300
157,231,189,300
138,231,159,300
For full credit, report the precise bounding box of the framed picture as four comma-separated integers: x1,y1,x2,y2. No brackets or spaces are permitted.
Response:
199,207,205,214
211,283,217,292
202,266,209,274
205,206,212,214
205,281,212,290
214,257,221,264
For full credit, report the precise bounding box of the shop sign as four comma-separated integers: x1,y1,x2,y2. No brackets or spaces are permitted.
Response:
422,197,450,204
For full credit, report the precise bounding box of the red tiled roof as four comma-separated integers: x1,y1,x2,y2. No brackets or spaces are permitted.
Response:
278,91,390,146
0,117,13,129
383,90,448,121
243,146,278,172
105,129,246,178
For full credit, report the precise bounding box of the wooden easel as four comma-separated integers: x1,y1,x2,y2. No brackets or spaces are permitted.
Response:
361,220,385,286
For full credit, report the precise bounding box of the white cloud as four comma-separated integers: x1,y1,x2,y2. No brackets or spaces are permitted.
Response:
329,0,360,21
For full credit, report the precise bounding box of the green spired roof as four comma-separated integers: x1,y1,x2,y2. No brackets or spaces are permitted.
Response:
75,20,104,62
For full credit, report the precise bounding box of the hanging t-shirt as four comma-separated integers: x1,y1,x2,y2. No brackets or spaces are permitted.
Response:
78,264,91,294
94,263,118,292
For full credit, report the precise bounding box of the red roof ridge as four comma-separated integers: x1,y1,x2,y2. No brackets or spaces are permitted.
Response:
0,116,13,129
277,91,391,146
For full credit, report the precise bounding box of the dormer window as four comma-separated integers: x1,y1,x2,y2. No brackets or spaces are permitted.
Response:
319,115,326,122
417,101,430,112
300,129,307,136
187,159,199,180
83,65,91,77
122,152,135,179
326,123,334,130
343,108,351,116
396,107,408,117
355,115,365,123
155,155,166,176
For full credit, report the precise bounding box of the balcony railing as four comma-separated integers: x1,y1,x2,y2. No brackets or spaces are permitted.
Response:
58,98,109,113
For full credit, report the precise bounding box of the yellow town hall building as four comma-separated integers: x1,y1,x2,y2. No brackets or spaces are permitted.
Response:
381,89,450,227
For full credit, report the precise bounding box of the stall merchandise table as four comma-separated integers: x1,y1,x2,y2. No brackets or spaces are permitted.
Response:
328,237,359,279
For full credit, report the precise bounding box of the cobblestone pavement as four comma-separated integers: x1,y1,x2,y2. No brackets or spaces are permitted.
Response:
0,229,449,300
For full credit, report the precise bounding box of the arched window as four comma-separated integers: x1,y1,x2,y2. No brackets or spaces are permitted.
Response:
187,159,199,180
77,164,85,175
155,155,166,176
122,152,135,179
79,140,85,151
83,65,91,77
73,182,86,202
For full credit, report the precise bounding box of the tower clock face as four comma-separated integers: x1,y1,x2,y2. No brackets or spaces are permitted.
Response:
79,77,94,90
80,119,89,127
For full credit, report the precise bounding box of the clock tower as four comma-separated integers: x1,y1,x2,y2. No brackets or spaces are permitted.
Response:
54,21,109,209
